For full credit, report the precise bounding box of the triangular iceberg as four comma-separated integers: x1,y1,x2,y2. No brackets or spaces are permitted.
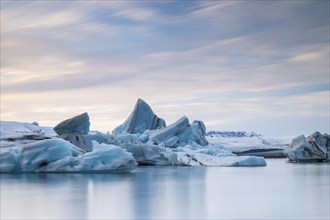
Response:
112,98,166,135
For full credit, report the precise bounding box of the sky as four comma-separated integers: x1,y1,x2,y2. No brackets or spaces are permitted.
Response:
1,0,329,137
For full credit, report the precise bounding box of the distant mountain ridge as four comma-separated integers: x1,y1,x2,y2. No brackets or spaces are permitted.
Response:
206,131,290,152
206,131,261,138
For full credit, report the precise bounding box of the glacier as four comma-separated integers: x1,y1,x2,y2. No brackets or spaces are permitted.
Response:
1,98,270,173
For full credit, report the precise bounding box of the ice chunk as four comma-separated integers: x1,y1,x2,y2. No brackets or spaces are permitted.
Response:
112,99,166,135
0,138,84,173
59,133,92,152
74,142,138,171
0,147,21,172
195,143,236,157
284,132,330,162
0,138,137,173
54,112,90,135
84,131,115,145
177,120,208,146
148,117,209,147
149,116,190,144
20,139,82,172
176,152,266,167
119,142,178,165
61,132,116,152
114,133,141,144
138,133,150,143
163,136,179,148
117,140,265,167
53,113,113,152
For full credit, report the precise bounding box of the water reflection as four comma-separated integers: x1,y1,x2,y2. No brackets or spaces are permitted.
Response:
1,173,135,220
1,160,329,219
130,167,206,219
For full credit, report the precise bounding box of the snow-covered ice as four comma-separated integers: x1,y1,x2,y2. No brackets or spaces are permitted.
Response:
206,131,289,152
0,121,56,138
176,152,266,166
206,131,289,158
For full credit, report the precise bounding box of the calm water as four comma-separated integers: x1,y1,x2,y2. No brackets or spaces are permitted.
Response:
1,159,329,220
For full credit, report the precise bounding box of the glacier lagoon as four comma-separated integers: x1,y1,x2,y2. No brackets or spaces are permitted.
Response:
1,159,329,220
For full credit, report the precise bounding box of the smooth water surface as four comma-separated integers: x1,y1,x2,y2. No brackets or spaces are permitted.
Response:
1,159,329,219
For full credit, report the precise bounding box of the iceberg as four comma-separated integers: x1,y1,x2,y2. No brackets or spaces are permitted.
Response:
112,98,166,135
149,116,190,145
1,120,137,173
148,116,208,147
1,99,268,169
177,120,208,146
118,142,265,167
109,99,266,166
20,138,84,172
53,113,115,152
176,152,266,167
284,132,330,162
0,137,137,173
53,112,90,135
53,112,93,152
73,142,138,172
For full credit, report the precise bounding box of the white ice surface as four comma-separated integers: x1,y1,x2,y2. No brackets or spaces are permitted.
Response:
0,121,56,138
206,131,289,152
176,152,266,167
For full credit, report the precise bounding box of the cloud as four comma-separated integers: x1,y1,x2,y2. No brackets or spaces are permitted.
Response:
1,0,329,136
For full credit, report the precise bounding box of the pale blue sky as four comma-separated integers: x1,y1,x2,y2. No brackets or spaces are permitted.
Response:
1,0,329,137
